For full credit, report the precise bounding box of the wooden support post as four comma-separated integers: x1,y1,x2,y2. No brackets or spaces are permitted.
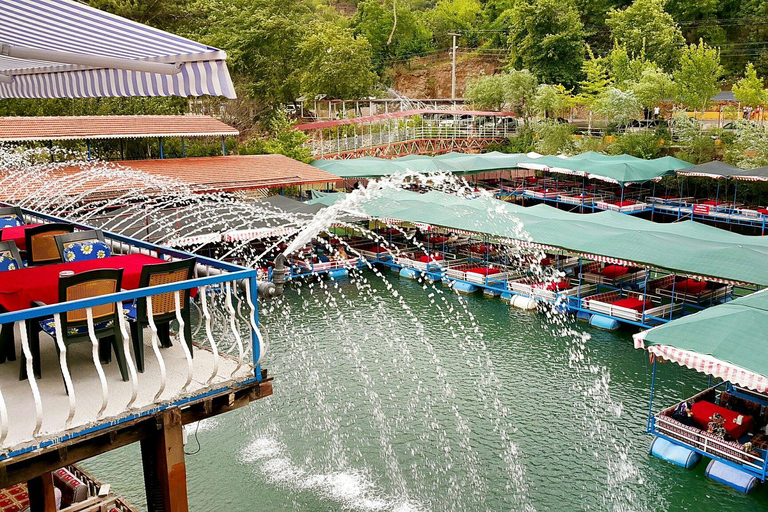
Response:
28,472,56,512
140,408,188,512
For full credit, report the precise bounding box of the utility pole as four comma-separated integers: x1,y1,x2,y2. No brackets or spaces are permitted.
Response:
448,32,460,100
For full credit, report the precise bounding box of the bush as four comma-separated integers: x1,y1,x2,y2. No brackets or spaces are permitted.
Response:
533,121,576,155
606,131,664,159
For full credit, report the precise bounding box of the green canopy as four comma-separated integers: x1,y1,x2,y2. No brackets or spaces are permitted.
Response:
634,290,768,392
334,188,768,285
308,190,346,206
311,152,693,184
519,153,693,185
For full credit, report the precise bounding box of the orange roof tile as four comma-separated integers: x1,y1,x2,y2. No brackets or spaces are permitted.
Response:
0,115,239,142
0,155,339,201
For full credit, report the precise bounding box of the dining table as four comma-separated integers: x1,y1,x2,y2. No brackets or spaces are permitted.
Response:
0,223,43,252
0,254,168,313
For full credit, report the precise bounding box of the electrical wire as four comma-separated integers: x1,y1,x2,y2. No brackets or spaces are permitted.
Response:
184,420,202,456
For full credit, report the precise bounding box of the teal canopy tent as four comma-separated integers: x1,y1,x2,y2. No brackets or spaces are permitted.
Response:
634,290,768,392
329,188,768,285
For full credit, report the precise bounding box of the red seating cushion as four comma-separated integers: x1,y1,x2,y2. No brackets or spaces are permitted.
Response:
759,208,768,215
675,279,707,294
611,297,651,312
612,200,635,207
601,265,628,279
418,255,443,263
466,267,500,275
426,236,447,244
533,280,570,291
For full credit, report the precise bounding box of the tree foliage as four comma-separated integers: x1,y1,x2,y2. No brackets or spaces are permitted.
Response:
505,0,585,88
464,70,539,117
297,28,377,99
533,84,572,118
674,39,723,113
732,63,768,108
594,88,641,127
606,0,685,71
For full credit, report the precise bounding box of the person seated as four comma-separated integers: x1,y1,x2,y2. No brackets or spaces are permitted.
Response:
336,247,349,260
672,401,697,427
707,413,728,439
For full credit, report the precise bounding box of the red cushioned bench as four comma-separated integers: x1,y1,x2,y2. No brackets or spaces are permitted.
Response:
466,267,501,276
600,265,629,279
611,297,651,312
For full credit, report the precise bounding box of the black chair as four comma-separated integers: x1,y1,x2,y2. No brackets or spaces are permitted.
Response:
0,207,24,228
0,241,23,364
125,258,196,372
22,269,129,383
54,229,111,263
25,223,75,266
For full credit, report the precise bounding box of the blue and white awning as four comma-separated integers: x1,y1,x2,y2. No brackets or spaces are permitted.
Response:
0,0,236,99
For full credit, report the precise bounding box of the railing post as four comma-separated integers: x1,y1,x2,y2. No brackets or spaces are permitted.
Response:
647,357,657,433
249,275,261,378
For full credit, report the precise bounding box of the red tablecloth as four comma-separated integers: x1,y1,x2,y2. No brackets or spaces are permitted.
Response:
418,255,443,263
0,224,43,252
691,400,754,440
601,265,628,279
532,280,570,291
466,267,500,275
611,297,651,312
674,279,707,294
0,254,167,312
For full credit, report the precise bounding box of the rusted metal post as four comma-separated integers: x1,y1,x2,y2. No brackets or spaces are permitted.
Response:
28,471,56,512
140,408,189,512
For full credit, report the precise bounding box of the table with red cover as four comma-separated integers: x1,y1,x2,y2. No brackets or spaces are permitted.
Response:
691,400,755,440
466,267,501,276
0,254,168,312
0,223,43,252
611,297,651,312
600,265,628,280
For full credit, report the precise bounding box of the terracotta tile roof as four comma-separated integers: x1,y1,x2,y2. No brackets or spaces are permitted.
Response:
0,155,340,201
0,115,239,142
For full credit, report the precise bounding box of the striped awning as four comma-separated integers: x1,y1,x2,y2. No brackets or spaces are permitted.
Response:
0,0,235,99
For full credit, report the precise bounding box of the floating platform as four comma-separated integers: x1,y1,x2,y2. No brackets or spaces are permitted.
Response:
510,295,536,310
649,436,701,469
327,268,349,280
399,267,420,280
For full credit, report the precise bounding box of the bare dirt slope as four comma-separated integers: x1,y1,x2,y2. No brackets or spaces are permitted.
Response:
392,53,503,99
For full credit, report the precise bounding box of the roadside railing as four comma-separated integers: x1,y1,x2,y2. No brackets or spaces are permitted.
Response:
0,206,264,456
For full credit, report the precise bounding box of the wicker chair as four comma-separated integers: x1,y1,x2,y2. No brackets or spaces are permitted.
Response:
22,269,128,383
0,207,24,228
54,230,111,263
0,241,23,364
25,223,75,266
125,258,197,372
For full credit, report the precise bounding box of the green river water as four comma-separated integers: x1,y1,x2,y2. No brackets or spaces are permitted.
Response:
85,271,768,511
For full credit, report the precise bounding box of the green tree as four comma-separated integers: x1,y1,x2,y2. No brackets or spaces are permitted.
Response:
726,120,768,168
429,0,482,47
465,73,507,111
606,0,685,71
732,63,768,108
674,39,723,114
297,28,377,99
239,111,312,162
594,87,641,127
352,0,433,71
533,84,572,118
505,0,585,88
501,69,540,119
607,131,664,158
465,70,538,117
533,120,576,154
575,46,611,131
629,66,676,110
670,112,716,164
